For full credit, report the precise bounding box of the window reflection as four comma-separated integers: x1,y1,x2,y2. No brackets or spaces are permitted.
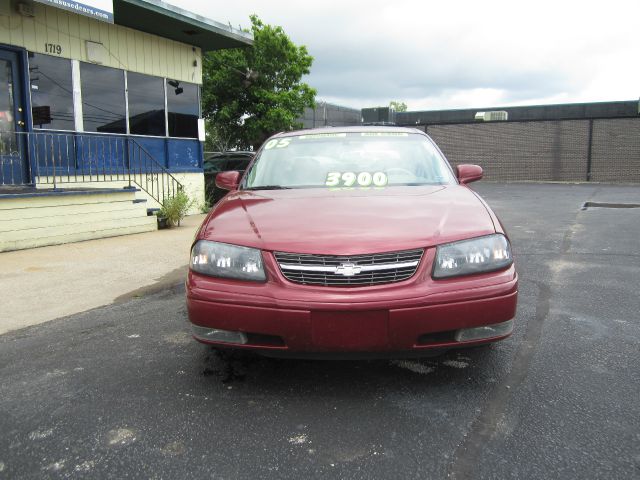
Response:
80,62,126,134
167,79,199,138
29,53,74,130
127,72,166,136
28,58,201,139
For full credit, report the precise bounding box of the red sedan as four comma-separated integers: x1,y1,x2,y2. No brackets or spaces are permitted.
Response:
187,127,517,358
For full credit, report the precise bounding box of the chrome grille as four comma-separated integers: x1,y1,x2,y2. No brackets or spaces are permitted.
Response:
274,249,424,287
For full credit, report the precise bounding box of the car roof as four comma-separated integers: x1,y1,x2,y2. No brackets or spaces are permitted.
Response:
205,151,254,158
274,126,426,138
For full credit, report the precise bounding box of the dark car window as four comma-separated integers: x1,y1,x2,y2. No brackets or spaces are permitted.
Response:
227,157,251,171
204,153,253,174
204,152,255,205
203,161,223,173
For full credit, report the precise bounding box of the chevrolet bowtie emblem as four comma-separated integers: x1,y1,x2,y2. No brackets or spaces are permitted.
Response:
335,262,362,277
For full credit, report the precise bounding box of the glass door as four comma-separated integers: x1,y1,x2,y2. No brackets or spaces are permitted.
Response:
0,49,28,185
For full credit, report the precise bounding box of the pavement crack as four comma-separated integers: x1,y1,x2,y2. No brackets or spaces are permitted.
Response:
561,186,601,254
447,280,551,480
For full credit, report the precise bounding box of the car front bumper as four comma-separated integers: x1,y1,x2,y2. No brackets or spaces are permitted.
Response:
186,250,518,356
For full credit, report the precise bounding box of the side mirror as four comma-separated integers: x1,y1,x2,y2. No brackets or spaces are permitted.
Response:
457,164,483,184
215,171,241,191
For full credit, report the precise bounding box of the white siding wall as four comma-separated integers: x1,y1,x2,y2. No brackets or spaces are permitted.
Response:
0,0,202,84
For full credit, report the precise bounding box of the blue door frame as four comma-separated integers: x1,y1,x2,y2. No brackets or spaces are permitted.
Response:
0,47,30,185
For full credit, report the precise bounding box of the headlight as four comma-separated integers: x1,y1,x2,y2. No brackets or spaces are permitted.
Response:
432,234,512,279
190,241,266,282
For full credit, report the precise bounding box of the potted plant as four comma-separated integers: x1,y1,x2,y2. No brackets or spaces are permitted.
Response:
156,214,169,229
157,190,193,228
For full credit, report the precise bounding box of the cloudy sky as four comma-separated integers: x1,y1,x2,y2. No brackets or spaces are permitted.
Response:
172,0,639,112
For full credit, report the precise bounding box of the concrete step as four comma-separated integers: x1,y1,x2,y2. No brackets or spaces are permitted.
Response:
34,175,206,216
0,189,138,210
0,221,157,252
0,204,150,231
0,189,157,252
37,179,163,207
0,215,157,252
0,198,146,221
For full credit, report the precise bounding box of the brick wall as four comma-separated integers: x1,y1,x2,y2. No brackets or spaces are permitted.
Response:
423,118,640,183
590,118,640,183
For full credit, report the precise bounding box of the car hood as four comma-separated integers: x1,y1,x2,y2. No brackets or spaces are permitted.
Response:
199,186,496,255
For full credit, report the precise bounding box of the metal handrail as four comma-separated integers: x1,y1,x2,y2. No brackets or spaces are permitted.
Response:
0,130,183,205
128,138,183,205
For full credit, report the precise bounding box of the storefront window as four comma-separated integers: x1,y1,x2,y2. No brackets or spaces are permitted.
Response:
166,79,199,138
29,53,74,130
80,63,126,134
127,72,166,136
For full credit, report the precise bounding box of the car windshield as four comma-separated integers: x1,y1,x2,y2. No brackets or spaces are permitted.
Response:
242,132,456,190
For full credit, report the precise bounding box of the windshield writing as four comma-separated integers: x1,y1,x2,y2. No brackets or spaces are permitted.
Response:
244,132,456,189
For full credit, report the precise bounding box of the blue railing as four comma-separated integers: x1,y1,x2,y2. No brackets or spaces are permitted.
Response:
0,130,183,205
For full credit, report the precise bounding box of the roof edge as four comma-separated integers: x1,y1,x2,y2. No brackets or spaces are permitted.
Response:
398,99,638,116
116,0,253,47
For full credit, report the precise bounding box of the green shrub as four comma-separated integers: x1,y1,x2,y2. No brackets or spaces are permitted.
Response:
198,199,212,213
158,190,193,227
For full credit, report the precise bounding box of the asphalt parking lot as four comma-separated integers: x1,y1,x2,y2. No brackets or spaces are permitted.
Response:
1,183,639,479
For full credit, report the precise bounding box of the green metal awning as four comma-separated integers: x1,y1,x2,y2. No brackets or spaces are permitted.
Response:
113,0,253,51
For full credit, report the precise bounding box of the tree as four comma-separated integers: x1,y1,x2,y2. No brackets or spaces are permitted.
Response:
204,119,235,153
389,101,408,112
202,15,316,150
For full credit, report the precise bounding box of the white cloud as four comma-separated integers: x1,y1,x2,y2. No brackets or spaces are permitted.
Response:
173,0,640,110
